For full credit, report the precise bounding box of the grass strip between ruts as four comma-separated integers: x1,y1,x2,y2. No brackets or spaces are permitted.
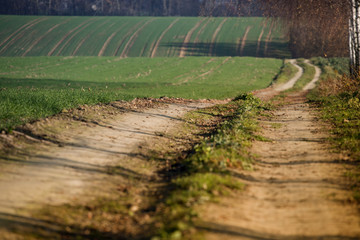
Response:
153,93,269,239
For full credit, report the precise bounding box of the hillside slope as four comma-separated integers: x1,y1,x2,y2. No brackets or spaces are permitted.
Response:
0,16,290,58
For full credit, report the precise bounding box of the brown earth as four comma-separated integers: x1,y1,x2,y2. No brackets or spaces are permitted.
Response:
0,97,225,239
197,90,360,239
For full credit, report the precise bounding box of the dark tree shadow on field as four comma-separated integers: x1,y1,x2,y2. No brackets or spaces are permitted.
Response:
160,41,291,58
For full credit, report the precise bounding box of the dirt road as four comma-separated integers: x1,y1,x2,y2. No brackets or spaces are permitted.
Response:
1,60,359,239
197,62,360,239
198,92,360,239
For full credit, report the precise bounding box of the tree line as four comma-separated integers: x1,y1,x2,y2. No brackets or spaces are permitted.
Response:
261,0,349,59
1,0,355,68
0,0,262,17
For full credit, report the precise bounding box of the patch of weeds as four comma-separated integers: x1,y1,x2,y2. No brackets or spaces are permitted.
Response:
154,93,268,239
345,168,360,202
270,122,282,129
289,59,316,91
309,89,360,158
311,57,349,76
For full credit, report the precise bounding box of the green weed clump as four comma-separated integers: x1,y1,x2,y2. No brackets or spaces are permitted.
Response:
310,90,360,158
290,59,316,91
155,93,268,239
184,95,265,173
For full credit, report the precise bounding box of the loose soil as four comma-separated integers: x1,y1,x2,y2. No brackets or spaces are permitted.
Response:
151,18,179,58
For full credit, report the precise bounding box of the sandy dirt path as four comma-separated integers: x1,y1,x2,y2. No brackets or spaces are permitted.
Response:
197,62,360,239
0,100,214,237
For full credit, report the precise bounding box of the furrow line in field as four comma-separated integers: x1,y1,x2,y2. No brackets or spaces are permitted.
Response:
98,32,116,57
55,20,95,56
239,26,252,56
209,18,228,56
191,18,211,56
173,57,231,86
179,19,204,57
48,19,93,56
23,20,69,56
0,17,48,55
256,25,266,57
170,58,216,84
120,19,155,58
72,20,110,56
197,56,231,78
0,18,40,48
113,21,143,56
194,18,211,43
151,18,179,58
264,21,274,56
98,23,122,57
139,42,149,56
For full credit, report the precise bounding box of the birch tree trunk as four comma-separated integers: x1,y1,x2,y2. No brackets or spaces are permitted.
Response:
116,0,120,13
48,0,52,15
350,0,360,77
163,0,168,16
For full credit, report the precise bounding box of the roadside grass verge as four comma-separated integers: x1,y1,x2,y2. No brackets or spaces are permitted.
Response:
0,88,135,132
308,57,360,201
309,88,360,158
310,57,349,77
154,93,269,239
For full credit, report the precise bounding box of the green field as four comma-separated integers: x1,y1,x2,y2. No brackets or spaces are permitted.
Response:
0,16,290,58
0,56,283,130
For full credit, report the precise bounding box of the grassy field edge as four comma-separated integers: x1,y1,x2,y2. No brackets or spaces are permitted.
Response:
0,56,282,132
307,57,360,201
